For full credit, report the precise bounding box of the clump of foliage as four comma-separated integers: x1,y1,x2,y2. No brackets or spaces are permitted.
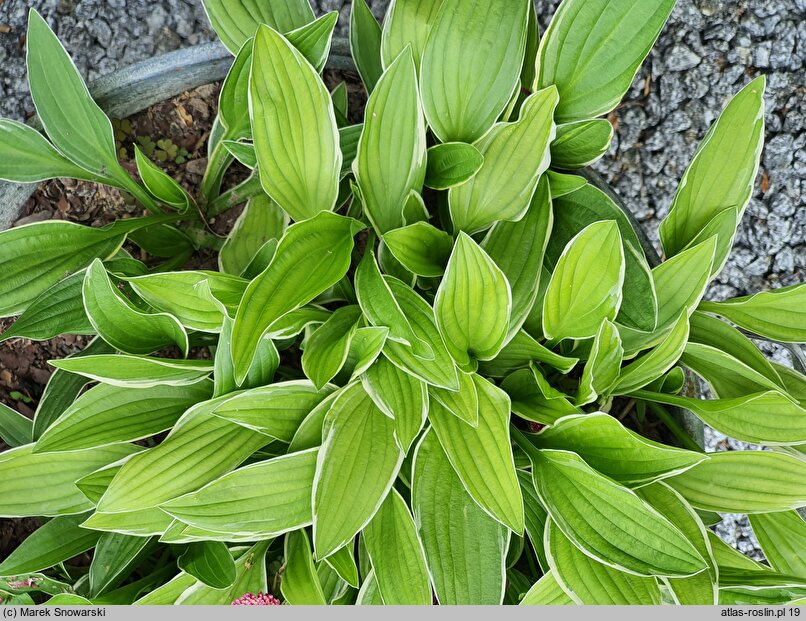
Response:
1,0,805,607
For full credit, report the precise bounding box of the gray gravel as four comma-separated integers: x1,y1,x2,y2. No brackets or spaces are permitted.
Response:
2,0,804,562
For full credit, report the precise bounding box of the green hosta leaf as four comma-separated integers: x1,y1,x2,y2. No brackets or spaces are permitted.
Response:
162,449,317,539
653,237,717,329
323,544,359,589
633,389,806,446
448,88,557,234
178,542,236,589
382,222,453,278
50,355,213,388
89,533,155,597
354,48,426,234
341,326,389,379
708,531,768,572
302,306,362,389
128,223,193,259
637,482,718,605
380,0,442,70
699,283,806,343
362,357,428,453
0,271,93,342
527,413,706,486
339,124,362,176
96,397,267,513
313,382,403,557
218,39,253,141
134,146,191,211
250,24,341,221
265,305,331,340
420,0,530,143
76,462,121,506
356,569,382,604
383,277,459,390
286,11,339,74
34,381,213,453
577,320,623,405
221,140,255,168
481,330,579,378
201,0,314,54
0,221,124,318
546,170,587,198
482,178,552,338
749,512,806,578
518,471,549,571
525,446,707,577
543,220,625,342
548,185,658,332
611,312,689,395
44,595,94,606
0,443,140,517
0,403,33,448
0,513,100,576
681,342,783,398
429,371,479,427
349,0,383,93
428,375,524,532
435,233,511,369
412,430,509,604
424,142,484,190
26,10,129,186
665,451,806,513
219,195,287,276
231,212,361,383
83,506,173,538
546,520,662,604
519,572,574,605
501,368,580,425
363,489,431,605
536,0,676,122
550,119,613,169
0,119,99,183
282,529,327,605
212,381,334,441
660,77,766,264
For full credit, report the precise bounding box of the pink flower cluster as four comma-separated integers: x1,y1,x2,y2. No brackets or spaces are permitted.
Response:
231,592,281,606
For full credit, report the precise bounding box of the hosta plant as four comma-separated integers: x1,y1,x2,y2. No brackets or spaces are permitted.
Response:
1,0,805,607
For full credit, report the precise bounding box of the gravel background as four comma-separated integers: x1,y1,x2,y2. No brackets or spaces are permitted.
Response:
2,0,805,561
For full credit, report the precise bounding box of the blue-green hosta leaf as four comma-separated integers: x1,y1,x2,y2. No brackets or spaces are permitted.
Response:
482,178,552,339
665,451,806,513
632,389,806,446
420,0,530,143
219,195,288,276
519,572,575,606
680,342,783,398
212,381,334,442
49,355,213,388
0,513,100,576
448,88,557,234
363,489,431,605
543,221,625,342
313,382,403,557
550,119,614,170
380,0,443,70
749,512,806,578
250,25,341,221
412,430,509,604
428,375,524,532
435,233,511,369
134,146,191,211
637,482,718,605
0,119,100,183
162,449,317,539
354,48,426,234
382,222,453,278
546,520,662,604
231,212,361,383
88,533,155,597
429,371,478,427
383,277,460,390
0,402,33,448
178,542,236,589
349,0,383,93
501,368,581,425
536,0,676,122
525,447,707,577
96,396,268,514
480,330,579,379
282,529,327,605
83,260,188,355
201,0,314,54
528,413,706,486
424,142,484,190
610,312,689,395
362,357,428,453
0,221,124,318
0,443,140,517
34,381,213,453
699,283,806,343
26,10,130,187
577,320,623,405
302,306,362,389
660,77,766,266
